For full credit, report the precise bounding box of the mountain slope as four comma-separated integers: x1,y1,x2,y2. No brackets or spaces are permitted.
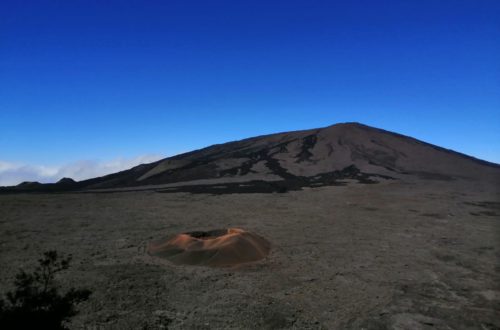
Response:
3,123,499,193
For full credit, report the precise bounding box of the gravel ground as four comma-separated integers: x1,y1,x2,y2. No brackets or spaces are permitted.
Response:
0,178,499,329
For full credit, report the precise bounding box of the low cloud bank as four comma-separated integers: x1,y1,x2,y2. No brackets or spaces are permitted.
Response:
0,154,164,187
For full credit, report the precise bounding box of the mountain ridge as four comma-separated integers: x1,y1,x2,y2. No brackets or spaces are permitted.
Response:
2,122,499,193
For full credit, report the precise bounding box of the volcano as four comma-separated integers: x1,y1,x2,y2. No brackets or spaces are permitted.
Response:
3,122,499,193
147,228,271,267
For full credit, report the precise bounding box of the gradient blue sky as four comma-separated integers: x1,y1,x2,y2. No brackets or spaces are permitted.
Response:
1,1,499,183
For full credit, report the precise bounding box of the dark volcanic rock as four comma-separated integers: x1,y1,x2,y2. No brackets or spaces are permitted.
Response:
296,134,318,163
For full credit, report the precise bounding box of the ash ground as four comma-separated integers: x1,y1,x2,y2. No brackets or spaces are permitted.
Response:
0,178,499,329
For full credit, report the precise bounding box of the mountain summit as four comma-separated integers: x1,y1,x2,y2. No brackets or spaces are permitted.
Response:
4,123,499,193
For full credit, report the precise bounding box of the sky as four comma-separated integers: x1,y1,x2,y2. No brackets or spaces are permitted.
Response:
1,0,499,185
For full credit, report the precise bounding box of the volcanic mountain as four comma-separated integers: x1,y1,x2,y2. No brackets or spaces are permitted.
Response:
4,122,499,193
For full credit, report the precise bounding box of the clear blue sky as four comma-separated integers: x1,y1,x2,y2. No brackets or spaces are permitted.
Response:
1,0,499,168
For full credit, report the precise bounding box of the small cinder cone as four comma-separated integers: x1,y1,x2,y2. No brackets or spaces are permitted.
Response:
147,228,271,267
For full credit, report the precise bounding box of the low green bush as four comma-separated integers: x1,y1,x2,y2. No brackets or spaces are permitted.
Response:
0,251,91,329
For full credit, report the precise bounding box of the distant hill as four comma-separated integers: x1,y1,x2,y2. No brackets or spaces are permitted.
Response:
3,123,499,194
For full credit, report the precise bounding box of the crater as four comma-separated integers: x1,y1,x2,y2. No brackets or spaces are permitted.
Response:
147,228,271,267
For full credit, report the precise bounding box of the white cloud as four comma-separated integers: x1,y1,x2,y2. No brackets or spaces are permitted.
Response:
0,154,164,187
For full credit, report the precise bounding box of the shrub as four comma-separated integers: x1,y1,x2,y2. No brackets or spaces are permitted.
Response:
0,251,91,329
